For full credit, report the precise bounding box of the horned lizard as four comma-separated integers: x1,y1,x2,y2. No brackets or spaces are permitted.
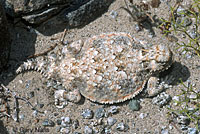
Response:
17,32,173,105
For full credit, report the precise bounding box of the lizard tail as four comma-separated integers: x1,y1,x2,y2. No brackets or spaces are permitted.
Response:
16,59,50,79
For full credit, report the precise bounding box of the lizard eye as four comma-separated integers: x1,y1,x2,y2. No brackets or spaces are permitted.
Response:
141,49,149,56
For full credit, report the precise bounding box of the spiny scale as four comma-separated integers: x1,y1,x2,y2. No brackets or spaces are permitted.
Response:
16,59,49,78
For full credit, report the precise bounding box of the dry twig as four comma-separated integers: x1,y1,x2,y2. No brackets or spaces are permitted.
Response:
0,84,44,121
28,28,68,59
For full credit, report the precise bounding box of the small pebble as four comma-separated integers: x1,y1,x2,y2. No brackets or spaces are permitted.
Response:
193,111,200,117
44,110,48,114
93,127,100,133
72,119,79,129
161,129,169,134
38,103,44,108
182,33,187,39
148,32,155,38
84,126,93,134
177,115,190,125
189,94,197,99
132,120,135,128
135,24,141,32
108,106,119,114
128,99,140,111
60,127,70,133
42,119,55,127
110,10,118,19
107,117,117,126
177,6,186,16
189,29,198,39
188,128,198,134
82,109,94,119
172,96,179,105
139,113,148,119
187,107,195,112
47,80,53,87
28,91,34,98
32,110,38,117
176,17,192,27
56,126,61,132
116,122,129,132
61,117,71,127
64,117,71,124
181,50,187,55
95,108,105,119
19,114,25,121
180,124,188,130
152,92,171,107
54,112,59,116
19,80,23,84
56,119,62,125
186,53,192,59
25,80,31,88
63,40,69,45
104,127,112,134
169,125,173,130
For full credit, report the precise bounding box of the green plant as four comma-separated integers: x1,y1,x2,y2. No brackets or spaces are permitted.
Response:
159,0,200,57
168,79,200,131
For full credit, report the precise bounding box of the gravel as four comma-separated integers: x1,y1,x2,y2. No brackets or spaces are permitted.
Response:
81,109,94,119
116,122,129,132
42,119,55,127
128,99,140,111
84,126,93,134
107,117,117,126
94,108,105,119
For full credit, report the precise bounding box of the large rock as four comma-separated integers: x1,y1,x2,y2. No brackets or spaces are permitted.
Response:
4,0,74,24
0,3,11,72
59,0,113,27
5,0,71,15
3,0,113,26
38,0,113,35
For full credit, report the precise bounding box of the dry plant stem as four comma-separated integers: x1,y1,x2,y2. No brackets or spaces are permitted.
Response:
13,96,19,122
16,97,44,113
122,0,154,24
176,29,200,55
160,2,180,36
0,110,6,113
28,28,68,59
124,0,129,10
0,103,10,120
168,2,181,21
145,13,155,23
0,84,44,120
0,86,11,120
28,43,59,58
0,113,11,118
60,28,68,43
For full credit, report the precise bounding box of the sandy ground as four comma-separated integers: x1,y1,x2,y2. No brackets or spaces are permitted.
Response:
0,0,199,133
